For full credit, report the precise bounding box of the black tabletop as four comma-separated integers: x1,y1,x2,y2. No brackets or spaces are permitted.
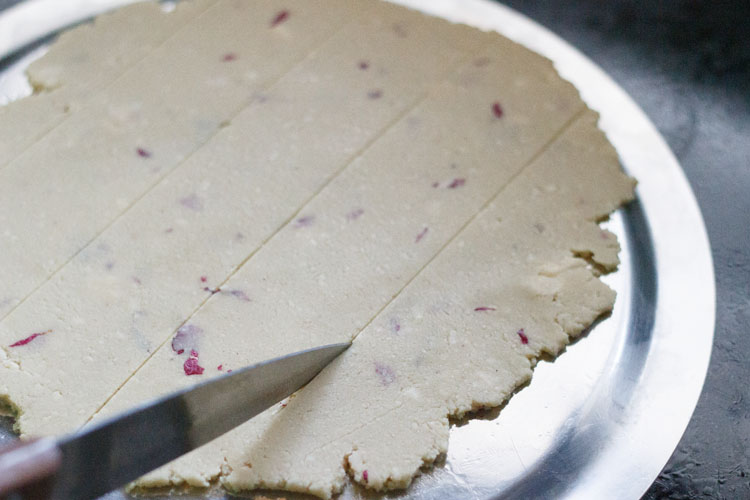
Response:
1,0,748,498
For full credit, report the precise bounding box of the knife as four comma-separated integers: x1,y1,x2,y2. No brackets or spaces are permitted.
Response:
0,342,349,499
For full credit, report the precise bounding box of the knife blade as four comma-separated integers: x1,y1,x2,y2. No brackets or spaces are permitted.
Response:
0,342,349,500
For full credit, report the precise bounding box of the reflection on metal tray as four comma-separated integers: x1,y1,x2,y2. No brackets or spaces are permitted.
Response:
0,0,715,499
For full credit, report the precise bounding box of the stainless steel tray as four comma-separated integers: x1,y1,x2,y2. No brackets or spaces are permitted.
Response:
0,1,715,499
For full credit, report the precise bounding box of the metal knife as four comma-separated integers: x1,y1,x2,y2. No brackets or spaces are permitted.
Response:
0,342,349,499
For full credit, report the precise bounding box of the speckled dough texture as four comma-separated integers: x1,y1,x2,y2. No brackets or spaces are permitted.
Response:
0,0,635,498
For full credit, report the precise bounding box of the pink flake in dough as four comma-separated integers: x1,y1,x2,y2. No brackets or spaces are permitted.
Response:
227,289,251,302
270,10,289,28
294,215,315,228
492,101,504,118
179,193,203,211
136,147,152,158
183,357,204,376
517,328,529,344
447,178,465,189
346,208,365,221
375,363,396,385
9,330,52,348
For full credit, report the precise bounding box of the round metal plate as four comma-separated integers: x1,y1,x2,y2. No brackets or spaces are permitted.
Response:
0,1,715,499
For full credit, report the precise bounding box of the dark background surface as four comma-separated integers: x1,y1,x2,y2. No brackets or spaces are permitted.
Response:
0,0,748,498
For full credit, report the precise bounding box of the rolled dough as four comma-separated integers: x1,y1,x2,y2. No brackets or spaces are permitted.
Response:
0,0,635,498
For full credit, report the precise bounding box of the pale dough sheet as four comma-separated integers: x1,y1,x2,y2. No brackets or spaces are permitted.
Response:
0,0,635,498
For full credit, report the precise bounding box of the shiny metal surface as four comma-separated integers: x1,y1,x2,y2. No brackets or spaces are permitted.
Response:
0,1,715,499
51,343,348,500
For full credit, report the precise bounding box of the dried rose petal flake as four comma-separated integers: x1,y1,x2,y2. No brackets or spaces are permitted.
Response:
375,362,396,385
179,193,203,211
270,10,289,27
294,215,315,228
184,357,204,376
492,101,504,118
9,330,52,348
226,289,251,302
447,178,466,189
517,328,529,345
136,147,152,158
346,208,364,221
390,318,401,333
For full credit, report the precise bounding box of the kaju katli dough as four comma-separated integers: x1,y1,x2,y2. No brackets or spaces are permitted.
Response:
124,111,631,498
0,0,217,167
221,114,632,499
96,31,585,419
94,39,616,496
0,0,636,497
0,1,491,436
99,34,586,423
0,0,360,319
222,111,634,497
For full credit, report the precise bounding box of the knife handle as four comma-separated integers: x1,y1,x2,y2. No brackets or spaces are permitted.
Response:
0,438,61,499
